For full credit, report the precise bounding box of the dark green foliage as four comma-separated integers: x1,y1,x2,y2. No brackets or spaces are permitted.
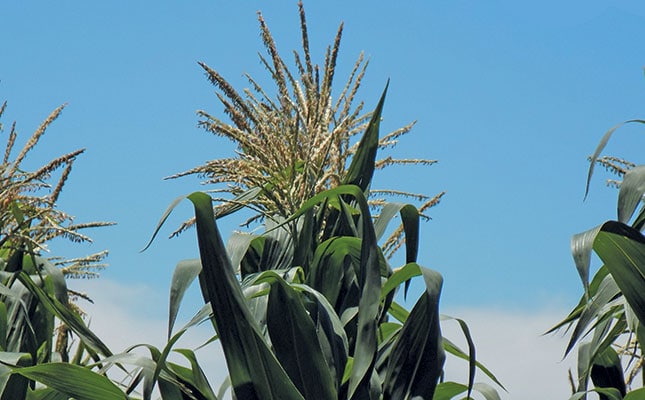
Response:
555,116,645,398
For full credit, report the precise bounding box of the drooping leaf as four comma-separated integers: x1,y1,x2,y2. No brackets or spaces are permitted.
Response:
187,192,303,400
593,221,645,326
590,346,626,399
16,272,112,359
571,225,603,292
585,119,645,199
382,267,445,399
380,263,421,301
142,187,262,252
226,231,259,273
373,203,406,242
441,315,479,398
168,259,201,338
399,205,420,265
618,165,645,224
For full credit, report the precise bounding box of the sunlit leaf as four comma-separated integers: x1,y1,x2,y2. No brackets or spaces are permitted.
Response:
585,119,645,199
618,165,645,224
10,363,126,400
168,259,201,338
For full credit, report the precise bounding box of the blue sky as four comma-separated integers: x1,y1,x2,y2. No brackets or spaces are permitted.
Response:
3,2,645,396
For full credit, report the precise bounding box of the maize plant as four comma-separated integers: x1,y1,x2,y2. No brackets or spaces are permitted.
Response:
550,118,645,399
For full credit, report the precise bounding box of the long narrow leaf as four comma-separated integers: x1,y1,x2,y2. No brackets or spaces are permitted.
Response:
0,352,31,400
585,119,645,199
571,225,603,292
266,275,336,400
10,363,126,400
187,192,303,400
593,221,645,326
383,267,445,399
342,82,388,192
618,165,645,224
168,259,201,338
16,273,112,358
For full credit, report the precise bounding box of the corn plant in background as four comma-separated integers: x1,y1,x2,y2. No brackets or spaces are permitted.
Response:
167,2,444,260
0,101,118,399
550,117,645,399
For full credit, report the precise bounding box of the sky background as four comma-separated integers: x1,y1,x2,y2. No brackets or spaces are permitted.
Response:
3,1,645,398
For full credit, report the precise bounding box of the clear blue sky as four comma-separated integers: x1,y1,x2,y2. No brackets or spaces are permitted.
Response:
3,1,645,317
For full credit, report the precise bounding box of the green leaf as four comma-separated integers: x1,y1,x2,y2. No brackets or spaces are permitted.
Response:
441,338,504,390
383,267,445,399
380,262,422,301
563,274,620,357
618,165,645,224
345,197,382,399
440,315,477,397
308,236,361,309
10,363,126,400
25,387,70,400
593,221,645,326
266,276,336,400
290,283,349,385
585,119,645,199
590,346,626,399
0,303,7,351
16,272,112,358
388,301,410,324
400,204,420,265
187,192,303,400
226,231,258,273
625,387,645,399
373,203,405,242
433,381,468,400
547,265,610,335
342,82,388,192
0,352,31,400
436,382,503,400
571,225,603,292
171,348,217,400
142,187,262,252
168,259,201,338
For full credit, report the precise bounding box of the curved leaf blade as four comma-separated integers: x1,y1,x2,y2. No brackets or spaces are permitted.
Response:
383,267,445,399
187,192,303,400
618,165,645,224
571,225,603,291
593,221,645,326
10,363,126,400
168,259,201,338
267,277,336,400
585,119,645,199
343,82,388,192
